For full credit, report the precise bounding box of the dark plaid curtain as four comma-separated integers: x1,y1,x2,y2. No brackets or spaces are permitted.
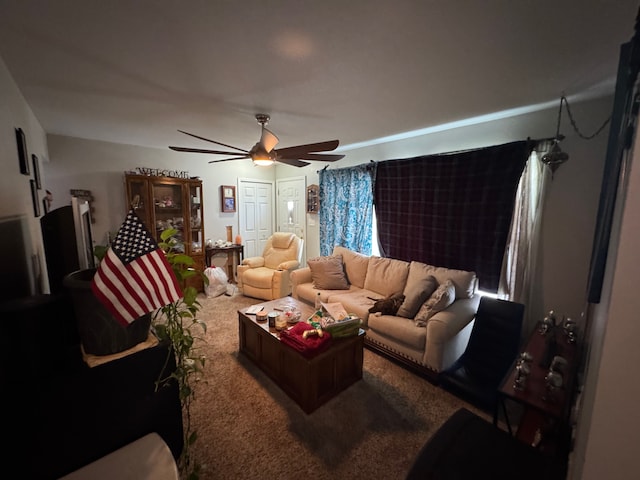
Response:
374,140,533,292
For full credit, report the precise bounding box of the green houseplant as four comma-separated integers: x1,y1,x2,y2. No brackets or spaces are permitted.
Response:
153,228,207,480
94,228,207,479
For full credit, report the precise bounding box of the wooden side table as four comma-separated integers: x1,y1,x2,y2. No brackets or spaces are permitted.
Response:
495,322,578,457
205,245,244,283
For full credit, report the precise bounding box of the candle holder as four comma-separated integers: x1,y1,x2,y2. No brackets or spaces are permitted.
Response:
563,317,578,344
513,351,533,391
513,362,530,391
542,370,563,403
538,310,556,336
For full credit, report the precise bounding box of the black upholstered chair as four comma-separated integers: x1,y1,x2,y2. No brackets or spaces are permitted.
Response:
438,296,524,413
2,294,184,479
405,408,566,480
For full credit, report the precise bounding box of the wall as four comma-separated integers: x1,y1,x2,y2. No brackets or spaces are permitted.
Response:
43,135,275,254
0,55,49,293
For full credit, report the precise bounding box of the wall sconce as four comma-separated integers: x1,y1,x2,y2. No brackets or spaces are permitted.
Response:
541,95,611,178
542,98,569,175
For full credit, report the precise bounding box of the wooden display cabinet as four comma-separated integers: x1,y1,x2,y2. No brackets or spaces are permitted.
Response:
124,174,205,292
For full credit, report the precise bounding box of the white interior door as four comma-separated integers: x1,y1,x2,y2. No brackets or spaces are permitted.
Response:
239,179,274,258
276,176,307,265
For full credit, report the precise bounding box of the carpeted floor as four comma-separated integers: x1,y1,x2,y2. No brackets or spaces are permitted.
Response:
189,290,488,479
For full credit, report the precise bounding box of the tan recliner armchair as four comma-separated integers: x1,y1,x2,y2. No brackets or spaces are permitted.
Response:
237,232,303,300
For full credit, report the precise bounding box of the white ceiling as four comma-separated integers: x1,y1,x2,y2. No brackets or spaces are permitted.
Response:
0,1,638,157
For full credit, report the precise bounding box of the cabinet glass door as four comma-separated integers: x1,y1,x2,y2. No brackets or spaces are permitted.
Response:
151,181,184,250
188,182,203,256
126,177,151,228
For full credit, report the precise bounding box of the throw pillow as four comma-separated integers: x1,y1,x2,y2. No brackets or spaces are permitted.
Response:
414,279,455,327
368,293,406,316
363,256,410,298
396,265,439,318
426,265,477,299
307,254,350,290
333,246,370,289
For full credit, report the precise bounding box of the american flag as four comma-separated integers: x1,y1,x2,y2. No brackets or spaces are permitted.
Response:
91,209,183,326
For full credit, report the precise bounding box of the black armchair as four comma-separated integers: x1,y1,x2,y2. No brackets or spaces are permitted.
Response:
405,408,566,480
438,296,524,413
1,294,183,479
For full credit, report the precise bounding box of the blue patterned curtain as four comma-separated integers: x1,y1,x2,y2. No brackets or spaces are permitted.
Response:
319,163,376,256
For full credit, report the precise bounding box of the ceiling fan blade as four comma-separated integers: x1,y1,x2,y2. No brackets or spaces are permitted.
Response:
260,127,279,153
276,139,340,157
177,130,249,153
296,153,344,162
169,146,248,155
276,157,310,168
208,155,251,164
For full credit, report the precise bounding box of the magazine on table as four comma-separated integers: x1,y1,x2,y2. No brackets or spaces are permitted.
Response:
320,302,349,321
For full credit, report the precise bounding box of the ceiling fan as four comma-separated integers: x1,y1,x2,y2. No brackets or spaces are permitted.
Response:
169,114,344,167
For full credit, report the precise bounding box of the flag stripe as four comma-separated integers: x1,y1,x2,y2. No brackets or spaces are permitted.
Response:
126,255,163,311
138,251,181,305
142,252,182,308
102,250,152,318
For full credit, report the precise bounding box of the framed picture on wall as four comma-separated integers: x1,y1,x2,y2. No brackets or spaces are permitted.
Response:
32,154,42,189
30,179,40,217
220,185,236,213
15,127,29,175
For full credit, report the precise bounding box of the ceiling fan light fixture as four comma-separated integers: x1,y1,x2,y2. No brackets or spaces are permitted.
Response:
252,157,275,167
250,143,276,166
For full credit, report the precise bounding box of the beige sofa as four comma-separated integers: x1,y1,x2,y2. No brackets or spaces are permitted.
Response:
290,246,480,377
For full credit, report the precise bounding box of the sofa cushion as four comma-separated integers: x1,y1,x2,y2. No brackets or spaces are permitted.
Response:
425,264,476,299
242,267,280,289
368,293,405,315
307,254,349,290
415,279,456,326
333,246,370,289
295,283,356,307
367,313,427,351
363,256,410,297
326,289,376,324
397,262,439,318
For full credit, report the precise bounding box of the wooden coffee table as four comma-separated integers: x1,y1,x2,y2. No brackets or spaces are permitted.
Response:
238,297,364,413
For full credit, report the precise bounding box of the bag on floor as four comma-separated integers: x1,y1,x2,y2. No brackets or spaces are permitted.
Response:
204,267,228,298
